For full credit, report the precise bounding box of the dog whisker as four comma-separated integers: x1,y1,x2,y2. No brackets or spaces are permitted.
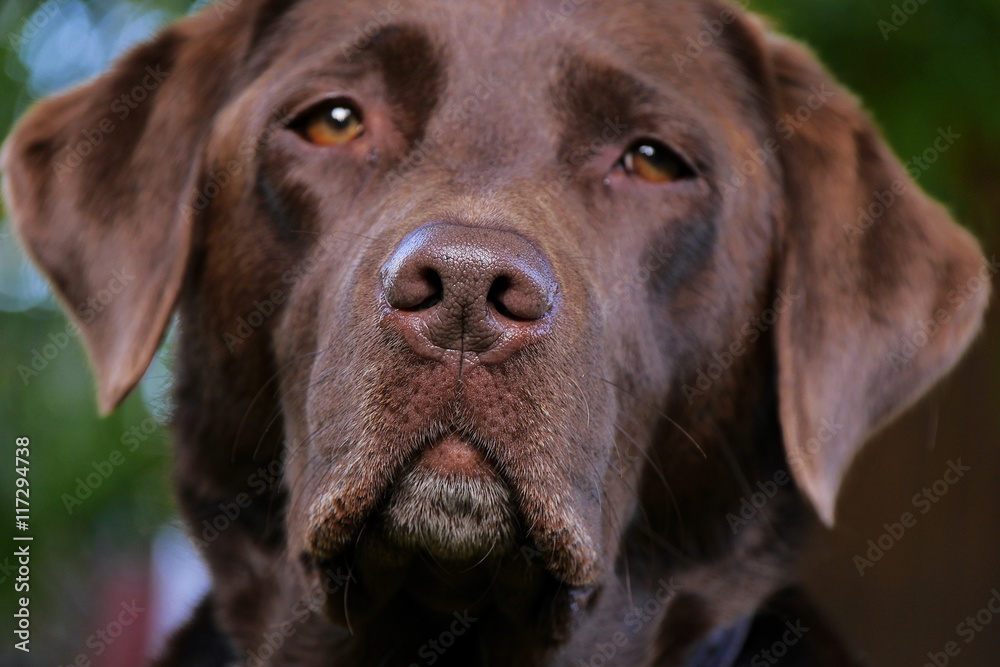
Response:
232,348,325,462
601,377,707,460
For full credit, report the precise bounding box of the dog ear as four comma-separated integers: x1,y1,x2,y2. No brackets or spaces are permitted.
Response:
2,11,245,414
763,35,990,524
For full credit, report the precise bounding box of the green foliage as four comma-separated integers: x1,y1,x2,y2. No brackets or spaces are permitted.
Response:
754,0,1000,245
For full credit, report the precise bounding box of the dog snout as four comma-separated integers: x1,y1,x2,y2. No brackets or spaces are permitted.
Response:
379,222,558,355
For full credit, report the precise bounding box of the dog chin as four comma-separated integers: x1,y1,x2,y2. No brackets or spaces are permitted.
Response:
377,445,519,563
323,435,525,615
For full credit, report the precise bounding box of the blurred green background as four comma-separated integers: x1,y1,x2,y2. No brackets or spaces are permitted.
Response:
0,0,997,665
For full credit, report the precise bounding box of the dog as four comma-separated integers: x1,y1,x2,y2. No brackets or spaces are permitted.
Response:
2,0,989,665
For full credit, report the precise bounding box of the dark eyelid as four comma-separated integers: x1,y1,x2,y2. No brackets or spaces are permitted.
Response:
284,95,361,128
621,139,697,178
621,112,707,171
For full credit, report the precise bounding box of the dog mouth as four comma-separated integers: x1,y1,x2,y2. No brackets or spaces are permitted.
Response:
305,416,602,587
306,431,540,617
302,351,606,621
374,434,520,563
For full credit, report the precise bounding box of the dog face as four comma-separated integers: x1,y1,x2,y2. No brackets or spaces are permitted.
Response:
259,2,791,623
3,0,988,662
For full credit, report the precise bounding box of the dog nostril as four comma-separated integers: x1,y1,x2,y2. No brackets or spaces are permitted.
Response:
487,275,551,321
487,277,516,319
487,274,553,321
410,269,443,311
383,266,444,311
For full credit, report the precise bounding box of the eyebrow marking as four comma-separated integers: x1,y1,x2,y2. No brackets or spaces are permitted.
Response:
353,23,446,146
248,0,307,52
551,50,716,178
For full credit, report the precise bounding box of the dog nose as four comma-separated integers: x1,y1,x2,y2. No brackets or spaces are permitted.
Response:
380,223,557,355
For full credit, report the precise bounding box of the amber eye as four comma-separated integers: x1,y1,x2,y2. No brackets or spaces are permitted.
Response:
621,141,694,183
293,100,364,146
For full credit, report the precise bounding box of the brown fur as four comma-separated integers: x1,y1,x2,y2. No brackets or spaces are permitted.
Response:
2,1,989,665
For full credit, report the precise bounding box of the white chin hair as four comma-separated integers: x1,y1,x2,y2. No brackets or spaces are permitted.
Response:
380,466,518,561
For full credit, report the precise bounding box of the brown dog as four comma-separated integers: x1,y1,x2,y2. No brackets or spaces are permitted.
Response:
2,0,989,665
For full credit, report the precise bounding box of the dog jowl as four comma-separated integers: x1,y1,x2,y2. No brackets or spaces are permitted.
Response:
2,0,988,665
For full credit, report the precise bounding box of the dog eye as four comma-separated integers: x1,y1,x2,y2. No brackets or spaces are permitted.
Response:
620,141,694,183
292,100,364,146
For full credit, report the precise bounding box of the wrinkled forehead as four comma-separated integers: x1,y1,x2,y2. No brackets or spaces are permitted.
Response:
243,0,765,140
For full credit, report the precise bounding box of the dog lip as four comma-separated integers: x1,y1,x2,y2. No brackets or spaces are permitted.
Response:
306,427,603,589
305,432,494,556
412,433,495,478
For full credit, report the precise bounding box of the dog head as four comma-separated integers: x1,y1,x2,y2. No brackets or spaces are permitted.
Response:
3,0,988,658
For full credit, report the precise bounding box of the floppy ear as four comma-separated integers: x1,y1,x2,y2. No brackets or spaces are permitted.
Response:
765,35,991,524
2,11,244,414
